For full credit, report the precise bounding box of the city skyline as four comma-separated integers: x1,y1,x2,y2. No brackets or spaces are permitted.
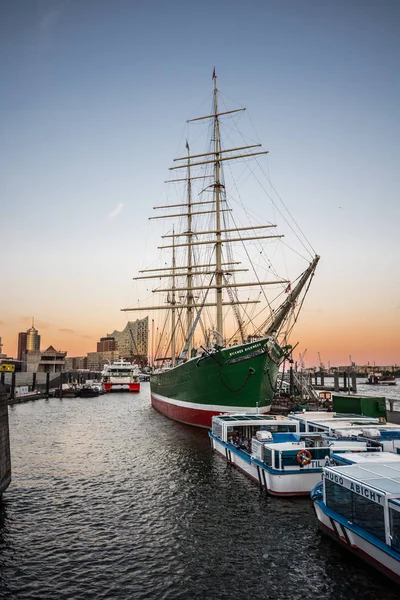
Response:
1,1,399,368
2,318,398,370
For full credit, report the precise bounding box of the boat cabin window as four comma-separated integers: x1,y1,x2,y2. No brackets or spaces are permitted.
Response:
225,423,297,450
325,479,385,542
264,448,279,467
260,424,297,433
307,425,326,433
389,503,400,552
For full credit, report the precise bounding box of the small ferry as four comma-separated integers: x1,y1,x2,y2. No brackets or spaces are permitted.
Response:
366,372,397,385
209,414,372,496
311,455,400,583
329,450,400,467
101,359,140,392
79,380,106,398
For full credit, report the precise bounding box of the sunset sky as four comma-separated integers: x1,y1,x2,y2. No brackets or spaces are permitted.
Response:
1,0,399,368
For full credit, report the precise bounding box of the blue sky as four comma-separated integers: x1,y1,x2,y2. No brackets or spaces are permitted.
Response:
0,0,399,366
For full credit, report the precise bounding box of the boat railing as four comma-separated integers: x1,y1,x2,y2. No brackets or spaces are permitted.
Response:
265,445,368,470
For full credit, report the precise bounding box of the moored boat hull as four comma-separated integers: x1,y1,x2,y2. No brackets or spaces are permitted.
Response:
151,391,270,428
313,496,400,584
150,338,284,428
211,435,322,495
104,382,140,393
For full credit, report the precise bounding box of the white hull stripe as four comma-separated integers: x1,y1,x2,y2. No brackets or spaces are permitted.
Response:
151,391,270,414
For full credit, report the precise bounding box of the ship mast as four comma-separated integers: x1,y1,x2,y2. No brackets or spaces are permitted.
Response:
265,255,320,336
171,227,176,366
122,71,317,357
213,69,223,342
186,142,194,356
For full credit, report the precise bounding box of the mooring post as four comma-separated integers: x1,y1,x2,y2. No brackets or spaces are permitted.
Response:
334,372,339,392
351,372,357,394
289,364,294,399
59,372,63,398
32,372,36,392
10,371,16,400
0,373,4,387
46,372,50,398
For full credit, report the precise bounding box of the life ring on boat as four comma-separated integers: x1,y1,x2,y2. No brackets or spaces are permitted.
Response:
297,449,312,466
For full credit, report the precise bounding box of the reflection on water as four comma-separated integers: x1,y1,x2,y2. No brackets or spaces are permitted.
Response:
0,385,398,599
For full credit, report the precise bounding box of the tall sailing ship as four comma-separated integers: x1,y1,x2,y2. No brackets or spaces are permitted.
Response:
122,70,319,428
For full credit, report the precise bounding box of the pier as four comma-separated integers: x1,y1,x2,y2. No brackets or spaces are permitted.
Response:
312,371,357,393
0,371,102,404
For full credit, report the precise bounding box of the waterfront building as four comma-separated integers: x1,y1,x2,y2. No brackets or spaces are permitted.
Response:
64,356,88,371
26,325,40,352
25,346,66,373
107,319,148,358
97,337,117,352
87,350,119,371
17,332,28,361
0,359,23,373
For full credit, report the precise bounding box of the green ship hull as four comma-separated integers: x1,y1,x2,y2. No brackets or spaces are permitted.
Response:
150,338,287,428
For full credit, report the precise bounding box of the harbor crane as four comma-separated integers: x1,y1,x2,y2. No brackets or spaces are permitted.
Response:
318,352,325,372
298,349,307,370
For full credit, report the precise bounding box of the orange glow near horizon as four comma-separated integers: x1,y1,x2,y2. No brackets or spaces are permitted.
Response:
1,305,399,368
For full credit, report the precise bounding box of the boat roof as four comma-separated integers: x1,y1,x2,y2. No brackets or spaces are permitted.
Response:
212,413,298,435
331,451,400,465
212,414,296,427
289,411,381,423
215,414,277,422
325,462,400,497
288,412,400,432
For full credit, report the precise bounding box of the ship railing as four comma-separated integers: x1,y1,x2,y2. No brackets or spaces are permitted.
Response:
265,446,368,470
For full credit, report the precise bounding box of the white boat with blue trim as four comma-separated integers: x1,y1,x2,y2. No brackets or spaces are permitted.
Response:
311,454,400,584
209,414,373,496
288,411,400,453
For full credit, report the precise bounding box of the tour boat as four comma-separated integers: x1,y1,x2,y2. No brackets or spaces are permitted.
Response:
79,380,106,397
101,359,140,392
366,373,397,385
209,414,373,496
288,411,400,453
311,458,400,583
122,70,319,428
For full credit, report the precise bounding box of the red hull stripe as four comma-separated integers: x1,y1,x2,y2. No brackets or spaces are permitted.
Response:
151,392,270,428
104,382,140,393
151,393,226,428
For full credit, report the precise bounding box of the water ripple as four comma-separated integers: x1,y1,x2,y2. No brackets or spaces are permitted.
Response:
0,387,398,599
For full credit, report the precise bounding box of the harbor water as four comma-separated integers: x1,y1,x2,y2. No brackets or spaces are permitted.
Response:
1,384,399,599
317,377,400,411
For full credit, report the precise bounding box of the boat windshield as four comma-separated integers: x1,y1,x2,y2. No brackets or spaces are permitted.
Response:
227,423,298,452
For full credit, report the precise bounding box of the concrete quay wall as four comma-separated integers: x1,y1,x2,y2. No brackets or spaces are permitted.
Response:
1,372,60,388
0,385,11,495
